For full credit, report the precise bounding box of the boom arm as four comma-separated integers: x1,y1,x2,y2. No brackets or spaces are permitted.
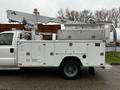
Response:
7,10,75,25
7,10,77,40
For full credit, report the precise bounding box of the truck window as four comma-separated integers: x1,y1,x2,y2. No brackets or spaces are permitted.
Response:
0,33,13,45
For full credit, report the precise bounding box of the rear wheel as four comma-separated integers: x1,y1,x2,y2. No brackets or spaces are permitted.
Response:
61,61,80,79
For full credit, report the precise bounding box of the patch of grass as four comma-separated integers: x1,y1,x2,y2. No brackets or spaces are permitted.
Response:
106,52,120,63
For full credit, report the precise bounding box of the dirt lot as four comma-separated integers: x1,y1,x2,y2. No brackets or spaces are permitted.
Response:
0,66,119,90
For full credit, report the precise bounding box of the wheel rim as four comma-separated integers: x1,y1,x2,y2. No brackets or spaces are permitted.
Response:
64,63,78,78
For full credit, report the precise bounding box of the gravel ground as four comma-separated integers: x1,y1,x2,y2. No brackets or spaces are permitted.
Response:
0,66,119,90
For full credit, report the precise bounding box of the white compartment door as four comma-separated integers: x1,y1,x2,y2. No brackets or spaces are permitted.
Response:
31,43,45,66
87,42,105,66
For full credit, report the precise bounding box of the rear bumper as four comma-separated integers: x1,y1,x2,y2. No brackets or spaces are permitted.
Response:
102,64,112,69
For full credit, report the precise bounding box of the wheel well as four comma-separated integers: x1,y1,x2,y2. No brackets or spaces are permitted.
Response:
60,56,82,67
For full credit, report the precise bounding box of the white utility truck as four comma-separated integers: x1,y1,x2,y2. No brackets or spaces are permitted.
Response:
0,9,113,79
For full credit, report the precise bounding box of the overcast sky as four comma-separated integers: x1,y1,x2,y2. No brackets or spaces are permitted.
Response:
0,0,120,23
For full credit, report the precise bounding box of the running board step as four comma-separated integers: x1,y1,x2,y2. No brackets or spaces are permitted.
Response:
0,67,20,70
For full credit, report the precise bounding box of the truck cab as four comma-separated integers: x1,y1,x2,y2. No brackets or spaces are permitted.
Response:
0,30,23,69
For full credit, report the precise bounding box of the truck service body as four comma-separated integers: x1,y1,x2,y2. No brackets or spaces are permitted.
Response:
0,30,105,67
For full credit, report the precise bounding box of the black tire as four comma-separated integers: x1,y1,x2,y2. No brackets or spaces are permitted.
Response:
61,61,80,79
88,67,95,76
